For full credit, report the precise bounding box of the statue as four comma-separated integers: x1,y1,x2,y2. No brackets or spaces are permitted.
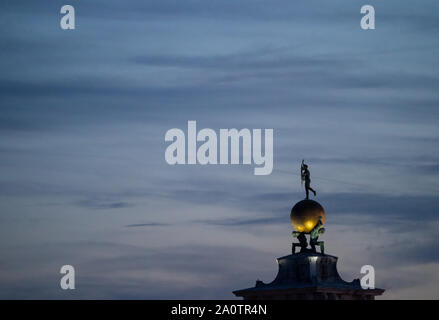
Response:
310,216,325,254
301,160,316,200
291,160,325,254
291,216,325,254
291,231,308,254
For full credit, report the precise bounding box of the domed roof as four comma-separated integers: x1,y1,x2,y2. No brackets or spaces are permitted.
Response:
290,199,325,233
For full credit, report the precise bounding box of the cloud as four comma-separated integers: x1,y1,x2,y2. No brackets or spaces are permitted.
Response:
0,241,274,299
183,191,439,229
382,239,439,266
75,199,133,210
194,216,286,227
132,49,351,71
0,117,47,133
125,223,169,228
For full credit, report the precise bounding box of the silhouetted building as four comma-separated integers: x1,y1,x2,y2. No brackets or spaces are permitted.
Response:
234,194,385,300
233,251,384,300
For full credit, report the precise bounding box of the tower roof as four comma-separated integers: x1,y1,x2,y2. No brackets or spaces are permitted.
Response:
233,252,384,300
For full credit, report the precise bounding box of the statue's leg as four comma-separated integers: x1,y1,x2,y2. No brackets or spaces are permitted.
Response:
320,241,325,254
305,188,309,200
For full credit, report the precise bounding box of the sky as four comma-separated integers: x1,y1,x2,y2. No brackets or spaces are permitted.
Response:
0,0,439,299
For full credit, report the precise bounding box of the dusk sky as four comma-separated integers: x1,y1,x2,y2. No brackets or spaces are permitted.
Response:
1,0,439,299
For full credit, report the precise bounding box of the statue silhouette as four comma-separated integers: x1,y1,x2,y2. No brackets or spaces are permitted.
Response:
292,231,308,254
291,216,325,254
310,216,325,254
301,160,316,200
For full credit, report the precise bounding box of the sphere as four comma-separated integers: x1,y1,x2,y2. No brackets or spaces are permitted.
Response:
290,199,325,233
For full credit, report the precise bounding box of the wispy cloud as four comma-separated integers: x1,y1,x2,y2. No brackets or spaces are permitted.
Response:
125,223,169,228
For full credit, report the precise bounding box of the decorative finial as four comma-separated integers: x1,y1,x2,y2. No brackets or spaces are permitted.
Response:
291,161,325,254
291,202,326,254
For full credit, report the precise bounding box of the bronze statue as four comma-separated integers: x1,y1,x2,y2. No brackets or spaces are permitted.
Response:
291,161,325,254
291,216,325,254
310,216,325,254
292,231,308,254
301,160,316,200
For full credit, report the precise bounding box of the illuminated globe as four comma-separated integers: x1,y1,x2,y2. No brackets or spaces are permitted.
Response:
290,199,326,233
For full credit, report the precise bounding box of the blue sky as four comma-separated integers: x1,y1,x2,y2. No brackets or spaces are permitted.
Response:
0,0,439,299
